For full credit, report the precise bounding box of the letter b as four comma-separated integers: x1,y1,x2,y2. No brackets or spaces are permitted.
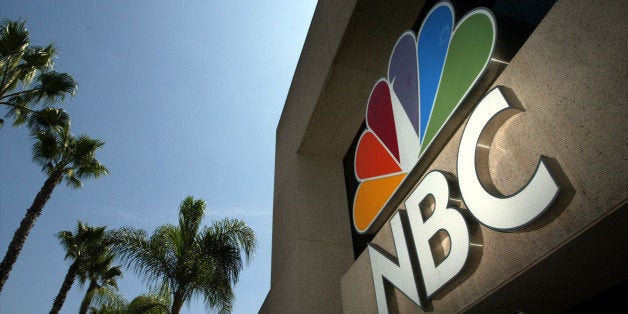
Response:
405,171,470,297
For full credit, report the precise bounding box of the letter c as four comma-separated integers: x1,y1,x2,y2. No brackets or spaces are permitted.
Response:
457,87,560,230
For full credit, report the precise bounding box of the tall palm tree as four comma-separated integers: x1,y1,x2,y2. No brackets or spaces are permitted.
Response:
0,127,108,292
78,254,122,314
50,221,107,314
0,19,76,129
110,196,257,313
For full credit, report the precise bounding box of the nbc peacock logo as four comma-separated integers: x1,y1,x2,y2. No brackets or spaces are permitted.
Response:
353,1,496,234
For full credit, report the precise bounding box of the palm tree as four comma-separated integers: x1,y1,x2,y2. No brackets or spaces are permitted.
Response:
78,254,122,314
87,287,128,314
0,19,76,129
0,126,108,292
110,196,257,313
87,286,171,314
124,294,170,314
50,221,107,314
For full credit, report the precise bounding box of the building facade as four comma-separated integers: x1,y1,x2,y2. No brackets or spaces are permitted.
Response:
260,0,627,312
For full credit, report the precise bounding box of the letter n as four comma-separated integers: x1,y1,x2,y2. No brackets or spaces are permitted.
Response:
368,210,427,313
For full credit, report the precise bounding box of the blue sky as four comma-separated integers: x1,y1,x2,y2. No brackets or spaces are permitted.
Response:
0,1,316,312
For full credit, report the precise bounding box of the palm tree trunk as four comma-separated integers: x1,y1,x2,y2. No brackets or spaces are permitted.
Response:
78,279,98,314
0,170,63,293
171,289,186,314
50,259,79,314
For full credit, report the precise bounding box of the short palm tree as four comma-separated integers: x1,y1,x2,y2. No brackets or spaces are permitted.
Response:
124,294,170,314
78,254,122,314
87,287,128,314
50,221,107,314
0,126,108,292
110,196,257,313
0,19,76,129
87,286,171,314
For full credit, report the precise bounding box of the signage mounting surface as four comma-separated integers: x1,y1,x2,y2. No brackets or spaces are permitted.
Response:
350,1,566,312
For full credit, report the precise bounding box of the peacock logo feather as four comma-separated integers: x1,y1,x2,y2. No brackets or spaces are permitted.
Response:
353,1,496,233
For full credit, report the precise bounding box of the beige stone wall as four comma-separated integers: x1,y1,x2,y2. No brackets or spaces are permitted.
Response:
261,0,429,312
262,0,627,313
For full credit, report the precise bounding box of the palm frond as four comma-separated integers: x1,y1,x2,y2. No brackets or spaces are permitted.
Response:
206,218,257,264
108,227,171,288
150,224,180,271
0,19,29,58
186,218,256,311
27,107,70,134
74,159,109,180
4,99,31,127
200,280,233,314
31,130,60,172
20,44,56,73
70,134,105,166
102,265,122,289
88,286,127,313
11,44,56,89
30,129,108,187
178,196,205,246
0,63,25,96
30,71,76,105
126,294,170,314
56,230,76,260
85,253,122,288
63,168,82,188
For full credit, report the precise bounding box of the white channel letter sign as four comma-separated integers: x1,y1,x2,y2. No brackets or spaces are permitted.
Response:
367,87,562,313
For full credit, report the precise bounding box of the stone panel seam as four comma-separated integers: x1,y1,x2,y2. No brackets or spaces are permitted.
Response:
296,236,354,247
319,0,335,62
268,239,298,298
333,60,382,77
273,155,296,204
